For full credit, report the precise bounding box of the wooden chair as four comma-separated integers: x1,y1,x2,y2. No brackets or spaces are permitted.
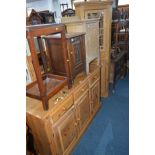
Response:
112,20,129,52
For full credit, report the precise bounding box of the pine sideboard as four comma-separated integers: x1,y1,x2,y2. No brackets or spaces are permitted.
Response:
26,67,101,155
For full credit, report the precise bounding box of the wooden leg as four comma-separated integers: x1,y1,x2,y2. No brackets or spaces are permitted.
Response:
42,97,48,110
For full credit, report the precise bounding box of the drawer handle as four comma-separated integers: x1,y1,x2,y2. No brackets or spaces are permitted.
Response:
58,113,61,117
62,107,66,111
70,52,73,55
66,59,70,62
81,89,85,92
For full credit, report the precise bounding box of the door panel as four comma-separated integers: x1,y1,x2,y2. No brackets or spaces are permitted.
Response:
91,81,100,114
77,91,90,130
53,106,77,154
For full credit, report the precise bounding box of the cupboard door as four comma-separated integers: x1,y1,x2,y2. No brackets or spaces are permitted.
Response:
90,80,100,114
53,106,77,155
69,36,85,76
76,91,90,131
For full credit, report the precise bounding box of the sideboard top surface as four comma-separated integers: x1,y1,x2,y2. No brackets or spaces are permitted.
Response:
26,71,90,119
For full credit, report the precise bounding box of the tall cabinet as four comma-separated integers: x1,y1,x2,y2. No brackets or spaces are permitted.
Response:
74,0,113,97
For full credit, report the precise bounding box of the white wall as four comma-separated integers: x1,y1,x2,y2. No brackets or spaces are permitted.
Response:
59,0,71,8
118,0,129,5
26,0,62,21
26,0,49,13
26,0,73,22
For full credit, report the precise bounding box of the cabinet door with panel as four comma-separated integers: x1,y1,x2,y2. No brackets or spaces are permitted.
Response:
76,90,90,132
53,106,78,155
90,80,100,114
44,33,86,87
68,35,86,78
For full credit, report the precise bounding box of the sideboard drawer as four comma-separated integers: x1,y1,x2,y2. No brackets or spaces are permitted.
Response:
51,95,74,123
74,82,89,102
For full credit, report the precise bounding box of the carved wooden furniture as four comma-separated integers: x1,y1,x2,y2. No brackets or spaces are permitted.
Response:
43,32,86,87
26,9,55,26
27,9,43,25
62,18,99,73
110,50,126,92
26,67,100,155
112,20,129,52
60,3,68,11
74,0,113,97
26,24,69,110
38,10,55,24
117,4,129,20
61,8,75,17
111,4,129,74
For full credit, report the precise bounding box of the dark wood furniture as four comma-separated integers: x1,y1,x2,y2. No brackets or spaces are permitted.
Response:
110,50,126,92
60,3,68,11
38,10,55,24
118,4,129,20
61,8,75,17
43,32,86,87
26,24,69,110
112,20,129,52
111,5,129,78
26,9,55,26
27,9,43,25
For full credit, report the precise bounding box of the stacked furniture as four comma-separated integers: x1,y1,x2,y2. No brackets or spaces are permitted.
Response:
110,4,129,91
27,64,100,155
26,1,113,154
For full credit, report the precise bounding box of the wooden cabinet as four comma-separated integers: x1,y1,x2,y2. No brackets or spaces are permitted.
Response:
76,91,90,133
67,34,86,79
26,68,101,155
89,68,100,114
62,18,99,73
44,33,86,87
50,94,74,123
53,106,78,155
74,1,113,97
90,80,100,115
74,82,90,134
